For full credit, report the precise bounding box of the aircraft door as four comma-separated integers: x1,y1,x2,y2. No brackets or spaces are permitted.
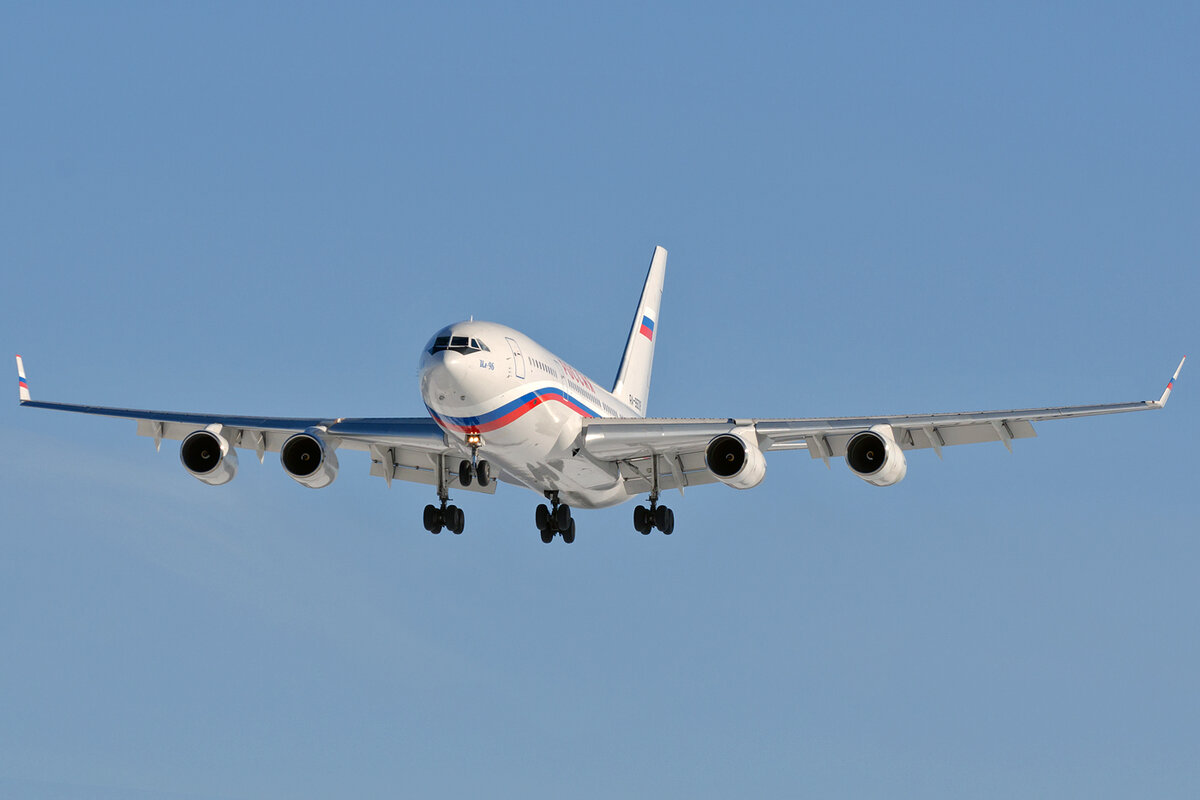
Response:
506,337,525,379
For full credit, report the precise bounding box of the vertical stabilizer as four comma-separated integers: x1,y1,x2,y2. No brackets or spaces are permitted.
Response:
612,246,667,417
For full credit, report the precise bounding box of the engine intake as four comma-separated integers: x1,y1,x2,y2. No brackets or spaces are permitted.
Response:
845,424,907,487
281,431,339,489
704,431,766,490
180,428,238,486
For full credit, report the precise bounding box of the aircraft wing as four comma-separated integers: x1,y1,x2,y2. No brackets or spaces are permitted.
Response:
581,357,1186,496
14,357,496,494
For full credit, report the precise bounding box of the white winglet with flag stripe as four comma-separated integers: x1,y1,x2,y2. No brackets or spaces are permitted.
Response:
16,355,30,402
1155,356,1187,407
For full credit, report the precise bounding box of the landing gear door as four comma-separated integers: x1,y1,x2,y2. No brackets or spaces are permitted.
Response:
506,337,525,379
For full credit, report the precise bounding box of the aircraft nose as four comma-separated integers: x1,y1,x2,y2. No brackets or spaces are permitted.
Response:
441,351,472,383
423,351,472,403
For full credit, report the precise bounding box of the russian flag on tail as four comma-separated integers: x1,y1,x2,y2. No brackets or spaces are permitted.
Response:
639,315,655,341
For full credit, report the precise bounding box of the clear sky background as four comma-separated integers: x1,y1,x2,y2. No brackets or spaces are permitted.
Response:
2,3,1197,798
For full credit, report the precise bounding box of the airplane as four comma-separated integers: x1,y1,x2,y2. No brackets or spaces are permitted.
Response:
16,246,1187,544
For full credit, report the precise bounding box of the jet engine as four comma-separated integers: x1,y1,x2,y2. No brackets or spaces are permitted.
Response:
704,431,766,490
845,424,907,487
180,426,238,486
281,430,339,489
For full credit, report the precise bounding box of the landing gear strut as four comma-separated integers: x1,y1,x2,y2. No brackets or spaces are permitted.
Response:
634,456,675,535
535,491,575,544
424,454,466,534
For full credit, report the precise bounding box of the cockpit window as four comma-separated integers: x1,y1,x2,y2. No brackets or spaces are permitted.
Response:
428,334,489,355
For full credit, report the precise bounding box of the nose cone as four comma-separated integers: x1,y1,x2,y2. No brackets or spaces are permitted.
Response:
421,351,471,406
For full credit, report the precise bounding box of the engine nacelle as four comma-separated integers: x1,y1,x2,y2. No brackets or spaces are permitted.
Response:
280,430,339,489
179,426,238,486
704,431,767,490
845,424,907,487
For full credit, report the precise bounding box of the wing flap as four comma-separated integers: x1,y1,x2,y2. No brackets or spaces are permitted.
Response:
796,418,1037,459
617,451,720,497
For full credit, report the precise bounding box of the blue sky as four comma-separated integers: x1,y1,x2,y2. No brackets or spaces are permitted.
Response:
2,3,1197,798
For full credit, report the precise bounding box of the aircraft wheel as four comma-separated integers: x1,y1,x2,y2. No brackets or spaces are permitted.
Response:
475,460,491,487
633,505,648,531
423,504,439,532
554,504,572,531
458,460,473,487
562,519,576,544
535,504,550,531
654,505,670,531
446,505,463,534
540,529,554,544
661,508,675,535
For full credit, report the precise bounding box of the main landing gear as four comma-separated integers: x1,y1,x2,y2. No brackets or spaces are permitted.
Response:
423,453,466,534
535,491,575,544
634,455,675,535
424,501,464,535
634,500,674,535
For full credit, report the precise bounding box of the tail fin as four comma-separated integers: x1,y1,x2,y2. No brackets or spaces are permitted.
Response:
612,246,667,417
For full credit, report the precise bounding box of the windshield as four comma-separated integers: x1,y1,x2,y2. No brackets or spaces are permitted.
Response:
428,335,489,356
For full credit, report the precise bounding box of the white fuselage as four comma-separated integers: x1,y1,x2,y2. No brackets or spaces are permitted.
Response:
419,320,636,508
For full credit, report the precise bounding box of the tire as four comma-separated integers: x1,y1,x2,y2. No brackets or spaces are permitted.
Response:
662,508,675,536
654,505,669,531
535,504,550,531
458,460,473,487
475,460,491,487
540,530,554,544
562,519,576,544
446,505,463,534
554,504,572,531
633,505,647,531
640,523,652,535
423,504,438,532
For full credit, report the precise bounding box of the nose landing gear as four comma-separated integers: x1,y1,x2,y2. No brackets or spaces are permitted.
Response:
535,491,575,544
458,458,491,487
457,434,491,488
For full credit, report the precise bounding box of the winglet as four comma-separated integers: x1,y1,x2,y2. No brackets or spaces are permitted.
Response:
1154,356,1186,407
16,355,30,402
